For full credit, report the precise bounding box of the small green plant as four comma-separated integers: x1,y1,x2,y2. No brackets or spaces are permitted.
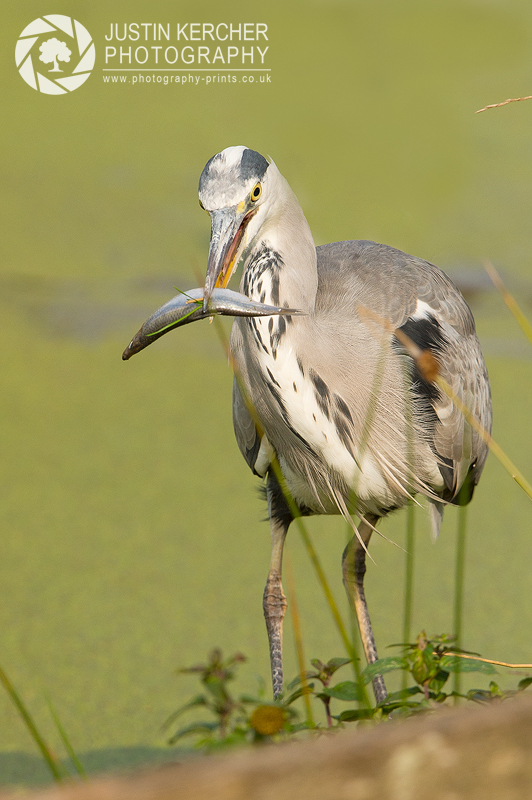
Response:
286,657,370,726
361,631,532,717
466,676,532,703
167,638,532,750
361,631,492,716
163,649,298,750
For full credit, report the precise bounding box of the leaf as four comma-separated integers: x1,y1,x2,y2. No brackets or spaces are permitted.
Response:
518,676,532,691
179,665,208,674
427,669,451,693
426,690,449,702
196,727,248,751
286,672,314,691
388,704,423,719
321,681,362,701
362,657,409,684
162,695,208,730
440,656,497,675
213,728,248,747
336,708,375,722
409,645,438,685
168,721,218,744
444,645,480,656
238,694,263,704
290,721,316,732
326,657,352,673
284,684,315,706
286,676,301,691
466,689,496,703
382,686,423,703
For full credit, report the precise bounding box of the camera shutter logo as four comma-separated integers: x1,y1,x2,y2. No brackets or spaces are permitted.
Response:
16,15,95,94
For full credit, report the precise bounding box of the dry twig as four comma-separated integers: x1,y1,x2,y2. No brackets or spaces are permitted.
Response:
476,95,532,113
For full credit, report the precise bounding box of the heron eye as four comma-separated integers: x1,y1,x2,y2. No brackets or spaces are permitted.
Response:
250,183,262,202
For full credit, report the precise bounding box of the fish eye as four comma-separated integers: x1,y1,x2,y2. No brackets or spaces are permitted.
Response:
250,183,262,202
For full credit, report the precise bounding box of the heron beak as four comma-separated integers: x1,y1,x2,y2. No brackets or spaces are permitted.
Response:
203,205,255,312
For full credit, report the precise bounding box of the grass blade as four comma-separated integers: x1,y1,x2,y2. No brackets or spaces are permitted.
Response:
46,694,86,778
402,501,415,690
401,351,416,690
285,555,314,727
453,504,468,701
0,662,64,782
484,261,532,348
292,517,371,708
436,373,532,502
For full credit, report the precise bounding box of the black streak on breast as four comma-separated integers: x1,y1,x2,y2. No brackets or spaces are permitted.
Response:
265,377,318,457
335,393,354,425
310,369,331,421
333,412,357,462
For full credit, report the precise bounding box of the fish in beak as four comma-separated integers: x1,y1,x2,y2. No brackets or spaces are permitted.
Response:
122,287,301,360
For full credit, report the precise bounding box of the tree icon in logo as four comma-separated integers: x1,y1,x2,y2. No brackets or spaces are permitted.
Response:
39,38,72,73
15,15,94,94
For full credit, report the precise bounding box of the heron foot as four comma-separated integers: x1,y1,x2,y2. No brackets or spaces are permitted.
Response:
263,570,287,698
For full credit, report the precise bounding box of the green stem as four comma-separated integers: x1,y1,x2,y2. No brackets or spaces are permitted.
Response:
484,261,532,348
0,664,64,782
285,556,315,727
436,375,532,502
46,694,86,778
402,501,415,690
401,351,416,690
453,504,468,700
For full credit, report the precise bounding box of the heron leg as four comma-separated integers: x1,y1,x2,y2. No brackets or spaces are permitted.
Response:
263,519,288,698
342,515,387,705
263,470,293,698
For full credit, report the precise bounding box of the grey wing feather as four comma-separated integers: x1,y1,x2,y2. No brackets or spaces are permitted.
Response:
432,333,492,500
232,378,263,475
316,240,475,334
315,240,492,505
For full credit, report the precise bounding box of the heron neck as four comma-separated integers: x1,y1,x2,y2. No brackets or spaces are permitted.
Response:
242,180,318,313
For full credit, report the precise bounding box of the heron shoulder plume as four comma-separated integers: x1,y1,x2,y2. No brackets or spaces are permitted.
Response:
123,145,492,705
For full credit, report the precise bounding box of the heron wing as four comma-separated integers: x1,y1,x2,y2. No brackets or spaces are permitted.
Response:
314,240,491,505
232,377,264,476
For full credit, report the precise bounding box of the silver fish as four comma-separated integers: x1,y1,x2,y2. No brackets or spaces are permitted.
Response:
122,287,301,360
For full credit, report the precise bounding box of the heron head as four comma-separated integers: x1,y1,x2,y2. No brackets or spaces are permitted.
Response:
199,146,277,311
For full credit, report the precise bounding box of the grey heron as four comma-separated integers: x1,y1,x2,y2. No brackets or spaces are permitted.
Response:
123,146,492,704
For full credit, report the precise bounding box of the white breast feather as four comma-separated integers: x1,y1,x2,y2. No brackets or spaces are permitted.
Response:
249,266,397,510
256,334,394,508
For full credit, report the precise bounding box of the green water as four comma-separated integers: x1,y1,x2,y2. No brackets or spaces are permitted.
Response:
2,0,532,786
